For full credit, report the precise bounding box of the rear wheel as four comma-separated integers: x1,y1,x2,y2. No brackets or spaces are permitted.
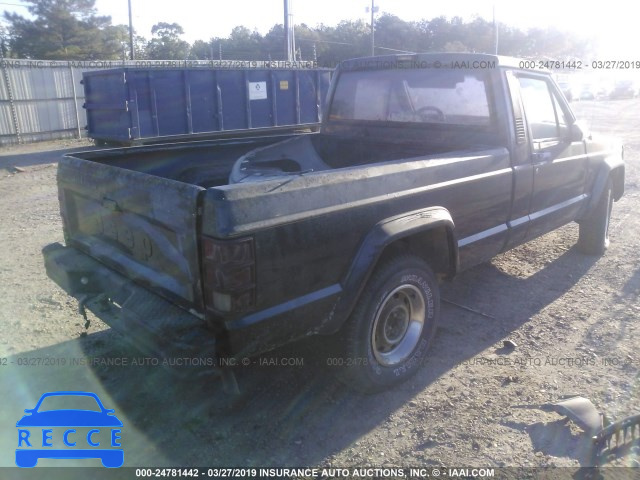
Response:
338,255,439,393
578,178,613,255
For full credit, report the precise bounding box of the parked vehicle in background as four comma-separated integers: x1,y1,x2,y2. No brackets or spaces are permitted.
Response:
576,80,616,101
43,53,625,393
578,83,599,100
609,80,637,99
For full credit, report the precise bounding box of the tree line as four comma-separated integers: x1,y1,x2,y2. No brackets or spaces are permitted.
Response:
2,0,595,64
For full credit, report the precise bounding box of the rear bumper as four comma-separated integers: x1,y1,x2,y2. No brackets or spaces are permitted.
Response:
42,243,218,372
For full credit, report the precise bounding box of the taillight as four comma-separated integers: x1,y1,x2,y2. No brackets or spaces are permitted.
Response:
201,236,255,313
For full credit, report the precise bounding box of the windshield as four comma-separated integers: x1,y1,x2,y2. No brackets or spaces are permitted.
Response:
328,69,493,126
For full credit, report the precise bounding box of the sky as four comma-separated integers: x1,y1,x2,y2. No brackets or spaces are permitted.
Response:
1,0,638,59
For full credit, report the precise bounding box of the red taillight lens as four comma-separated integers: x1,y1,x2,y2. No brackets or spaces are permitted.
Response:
203,238,253,265
202,236,255,313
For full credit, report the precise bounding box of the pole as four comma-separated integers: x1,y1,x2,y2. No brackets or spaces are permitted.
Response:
128,0,135,60
290,1,296,62
284,0,289,60
284,0,296,61
0,46,21,144
493,4,499,55
69,66,82,139
370,0,375,56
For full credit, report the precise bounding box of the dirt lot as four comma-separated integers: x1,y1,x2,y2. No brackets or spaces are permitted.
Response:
0,101,638,477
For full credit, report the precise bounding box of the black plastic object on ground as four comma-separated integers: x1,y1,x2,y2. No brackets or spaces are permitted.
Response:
592,413,640,466
514,396,640,467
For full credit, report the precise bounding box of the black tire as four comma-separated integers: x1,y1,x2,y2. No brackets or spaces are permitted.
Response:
337,255,439,393
578,178,613,255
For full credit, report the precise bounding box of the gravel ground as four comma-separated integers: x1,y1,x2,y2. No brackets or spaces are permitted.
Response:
0,100,638,478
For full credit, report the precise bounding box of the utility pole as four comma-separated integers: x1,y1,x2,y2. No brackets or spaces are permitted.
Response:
370,0,375,56
128,0,135,60
284,0,296,61
493,4,499,55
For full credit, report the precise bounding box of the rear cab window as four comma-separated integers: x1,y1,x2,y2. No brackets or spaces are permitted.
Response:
329,68,494,127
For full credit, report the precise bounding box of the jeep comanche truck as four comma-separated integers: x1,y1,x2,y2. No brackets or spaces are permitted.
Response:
43,53,624,392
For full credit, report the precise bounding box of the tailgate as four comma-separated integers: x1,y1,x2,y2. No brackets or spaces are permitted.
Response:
57,155,206,312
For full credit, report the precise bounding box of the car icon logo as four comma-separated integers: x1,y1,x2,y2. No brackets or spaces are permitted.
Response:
16,391,123,468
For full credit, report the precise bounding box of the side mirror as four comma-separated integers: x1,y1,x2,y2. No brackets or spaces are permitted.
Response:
569,123,584,142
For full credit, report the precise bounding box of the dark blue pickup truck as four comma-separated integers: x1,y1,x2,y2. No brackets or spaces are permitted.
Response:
43,53,624,392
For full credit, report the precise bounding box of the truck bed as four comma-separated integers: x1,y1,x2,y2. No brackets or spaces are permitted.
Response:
75,135,293,187
60,131,511,329
229,126,502,183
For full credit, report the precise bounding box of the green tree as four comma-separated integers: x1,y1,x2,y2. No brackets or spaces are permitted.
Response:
186,15,597,66
261,24,286,59
298,24,321,58
190,39,212,59
227,26,262,59
257,23,322,60
3,0,128,59
315,20,370,66
0,23,10,57
460,17,494,53
131,34,148,60
146,22,190,59
374,14,420,54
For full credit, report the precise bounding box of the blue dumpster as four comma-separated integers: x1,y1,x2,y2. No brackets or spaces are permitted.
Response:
82,67,332,144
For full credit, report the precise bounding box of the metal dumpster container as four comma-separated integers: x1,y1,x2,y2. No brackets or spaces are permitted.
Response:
82,67,332,145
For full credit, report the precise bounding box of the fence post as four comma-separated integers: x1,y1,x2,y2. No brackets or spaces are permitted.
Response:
69,65,82,139
0,55,22,144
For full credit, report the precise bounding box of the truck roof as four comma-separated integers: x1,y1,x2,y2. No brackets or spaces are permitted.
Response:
339,53,547,73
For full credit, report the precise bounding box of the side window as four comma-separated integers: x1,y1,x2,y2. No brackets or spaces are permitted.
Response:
517,76,565,141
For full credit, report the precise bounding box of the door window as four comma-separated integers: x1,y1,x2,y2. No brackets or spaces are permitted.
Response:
517,76,567,140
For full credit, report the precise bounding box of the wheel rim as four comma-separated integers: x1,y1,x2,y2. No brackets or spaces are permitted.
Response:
371,284,426,366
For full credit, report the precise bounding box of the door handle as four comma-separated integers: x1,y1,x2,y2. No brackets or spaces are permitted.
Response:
533,151,553,162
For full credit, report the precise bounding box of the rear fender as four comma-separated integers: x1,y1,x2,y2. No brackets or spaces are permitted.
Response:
323,207,457,334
